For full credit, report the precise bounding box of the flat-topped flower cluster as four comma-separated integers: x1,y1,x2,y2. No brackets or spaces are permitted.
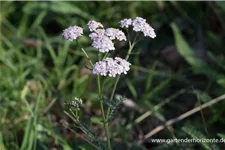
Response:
62,25,83,41
120,17,156,38
62,17,156,77
88,21,126,53
92,57,131,77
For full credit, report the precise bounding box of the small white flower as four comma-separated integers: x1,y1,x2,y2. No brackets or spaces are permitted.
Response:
89,29,105,40
87,20,104,32
71,97,83,110
89,28,126,52
115,57,131,74
92,61,107,76
132,17,156,39
92,57,131,77
132,17,146,32
62,25,83,41
89,29,115,53
142,23,156,38
92,36,115,53
105,28,126,41
119,18,132,28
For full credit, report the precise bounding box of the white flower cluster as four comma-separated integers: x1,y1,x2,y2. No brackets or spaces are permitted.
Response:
92,57,131,77
62,25,83,41
105,28,126,41
71,97,83,110
119,18,132,28
89,29,115,53
119,17,156,38
88,21,126,53
87,20,104,32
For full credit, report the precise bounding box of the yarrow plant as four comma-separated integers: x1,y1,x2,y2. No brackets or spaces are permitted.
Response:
62,17,156,150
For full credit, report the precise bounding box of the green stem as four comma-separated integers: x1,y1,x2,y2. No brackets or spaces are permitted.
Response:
105,76,120,121
81,48,94,67
97,75,111,150
76,40,94,67
79,42,110,149
101,103,111,150
125,42,136,60
103,52,109,60
105,43,136,121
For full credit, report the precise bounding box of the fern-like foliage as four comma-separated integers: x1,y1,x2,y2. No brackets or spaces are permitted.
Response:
78,121,107,150
182,125,220,150
103,95,125,121
65,108,107,150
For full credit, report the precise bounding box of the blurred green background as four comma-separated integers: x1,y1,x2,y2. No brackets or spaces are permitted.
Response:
1,1,225,150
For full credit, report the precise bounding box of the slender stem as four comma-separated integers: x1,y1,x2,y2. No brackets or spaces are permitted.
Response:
133,32,140,44
105,76,120,121
97,75,111,150
105,43,136,121
126,28,132,48
81,48,94,67
97,75,101,96
101,77,109,93
100,102,111,150
103,52,109,60
78,41,110,149
76,40,94,67
125,42,136,60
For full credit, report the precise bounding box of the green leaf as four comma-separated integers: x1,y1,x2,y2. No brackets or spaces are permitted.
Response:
126,79,137,99
171,23,206,69
104,96,125,121
23,2,92,19
91,117,103,125
217,133,225,139
31,11,47,29
145,61,158,92
207,52,225,71
145,78,170,100
171,23,225,87
182,125,212,150
217,78,225,88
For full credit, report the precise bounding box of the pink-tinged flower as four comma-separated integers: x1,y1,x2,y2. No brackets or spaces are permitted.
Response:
92,57,131,77
142,23,156,38
92,61,108,76
119,18,132,28
89,28,126,53
105,28,126,41
115,57,131,74
87,20,104,32
89,29,115,53
89,29,105,40
62,25,83,41
92,35,115,53
132,17,147,32
132,17,156,38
